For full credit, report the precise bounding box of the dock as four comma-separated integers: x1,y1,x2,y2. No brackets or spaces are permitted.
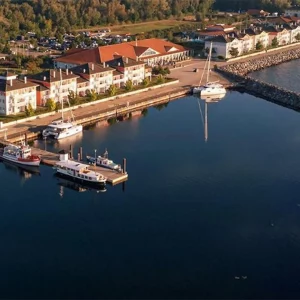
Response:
0,140,128,185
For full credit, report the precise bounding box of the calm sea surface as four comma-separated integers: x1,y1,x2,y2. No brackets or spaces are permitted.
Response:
2,66,300,298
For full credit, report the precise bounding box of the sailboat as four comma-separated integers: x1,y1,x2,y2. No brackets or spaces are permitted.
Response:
42,69,83,140
193,42,226,97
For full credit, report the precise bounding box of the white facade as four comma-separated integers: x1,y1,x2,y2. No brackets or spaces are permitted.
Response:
0,74,38,116
290,26,300,42
254,31,269,48
285,8,300,17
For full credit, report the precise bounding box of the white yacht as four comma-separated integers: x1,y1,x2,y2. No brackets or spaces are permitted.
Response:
42,119,83,140
54,152,106,185
42,69,83,140
193,42,226,97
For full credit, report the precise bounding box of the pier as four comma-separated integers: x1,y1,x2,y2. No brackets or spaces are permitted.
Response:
0,140,128,185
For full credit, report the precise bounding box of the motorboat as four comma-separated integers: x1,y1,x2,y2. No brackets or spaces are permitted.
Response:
0,142,41,166
86,149,121,171
54,152,106,185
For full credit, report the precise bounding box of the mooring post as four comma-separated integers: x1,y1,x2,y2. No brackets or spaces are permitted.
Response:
123,158,126,174
77,152,80,162
69,144,73,159
24,132,28,144
80,146,83,161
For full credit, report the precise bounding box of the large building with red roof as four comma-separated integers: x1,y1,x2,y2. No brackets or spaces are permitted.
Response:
54,38,190,69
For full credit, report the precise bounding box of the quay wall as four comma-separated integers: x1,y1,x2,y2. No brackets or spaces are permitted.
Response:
6,86,190,143
215,47,300,111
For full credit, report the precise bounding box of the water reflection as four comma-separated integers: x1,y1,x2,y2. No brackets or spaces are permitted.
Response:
54,173,107,197
0,160,40,183
195,93,226,142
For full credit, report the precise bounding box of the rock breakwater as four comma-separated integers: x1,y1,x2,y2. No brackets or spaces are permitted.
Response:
215,47,300,111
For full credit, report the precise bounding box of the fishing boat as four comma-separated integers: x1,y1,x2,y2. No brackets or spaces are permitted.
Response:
42,69,83,140
0,142,41,166
86,149,121,171
54,152,106,185
193,42,226,97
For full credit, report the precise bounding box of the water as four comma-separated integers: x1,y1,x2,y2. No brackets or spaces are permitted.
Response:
2,88,300,298
250,59,300,92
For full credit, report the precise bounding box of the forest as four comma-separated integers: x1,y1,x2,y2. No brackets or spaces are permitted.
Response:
0,0,298,44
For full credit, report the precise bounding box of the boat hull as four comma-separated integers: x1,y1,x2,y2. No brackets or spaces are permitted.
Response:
55,168,106,185
54,173,107,192
0,153,40,166
43,124,83,140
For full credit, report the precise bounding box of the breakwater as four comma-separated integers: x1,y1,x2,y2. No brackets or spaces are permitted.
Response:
215,47,300,111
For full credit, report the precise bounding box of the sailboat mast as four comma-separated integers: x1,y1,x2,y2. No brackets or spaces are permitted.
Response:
59,68,63,121
206,42,212,84
204,101,208,142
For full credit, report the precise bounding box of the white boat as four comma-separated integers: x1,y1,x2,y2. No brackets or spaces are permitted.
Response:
86,149,121,171
54,152,106,185
42,119,83,140
193,42,226,97
42,69,83,140
0,142,41,166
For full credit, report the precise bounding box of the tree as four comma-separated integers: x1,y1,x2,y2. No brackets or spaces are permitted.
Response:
142,78,150,87
156,74,165,84
271,37,279,48
86,89,97,101
68,90,80,105
152,66,170,76
45,98,56,111
295,33,300,42
25,103,34,117
256,41,263,51
125,80,133,91
229,47,239,57
107,84,117,96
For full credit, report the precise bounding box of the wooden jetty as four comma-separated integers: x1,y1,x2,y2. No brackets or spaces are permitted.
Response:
31,147,128,185
0,139,128,185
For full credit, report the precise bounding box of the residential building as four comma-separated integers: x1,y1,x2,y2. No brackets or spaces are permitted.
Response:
285,6,300,17
29,69,78,106
246,9,269,17
70,62,114,94
0,71,38,115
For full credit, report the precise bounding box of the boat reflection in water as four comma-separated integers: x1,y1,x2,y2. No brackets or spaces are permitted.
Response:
54,173,107,196
1,160,40,182
195,93,226,142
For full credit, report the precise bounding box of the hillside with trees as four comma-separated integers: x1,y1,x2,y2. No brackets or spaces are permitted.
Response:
0,0,214,41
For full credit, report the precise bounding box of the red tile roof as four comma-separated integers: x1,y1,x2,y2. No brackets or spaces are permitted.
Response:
55,38,187,65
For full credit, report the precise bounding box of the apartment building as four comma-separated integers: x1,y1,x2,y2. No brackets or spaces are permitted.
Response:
0,71,38,115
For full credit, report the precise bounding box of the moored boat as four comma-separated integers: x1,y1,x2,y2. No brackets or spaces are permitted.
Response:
0,142,41,166
54,152,107,185
42,119,83,140
86,149,121,171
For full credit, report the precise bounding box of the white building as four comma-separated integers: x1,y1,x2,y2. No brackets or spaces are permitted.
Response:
0,72,38,115
285,7,300,17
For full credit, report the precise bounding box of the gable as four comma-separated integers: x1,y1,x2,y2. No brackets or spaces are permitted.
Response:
165,46,178,52
139,47,160,57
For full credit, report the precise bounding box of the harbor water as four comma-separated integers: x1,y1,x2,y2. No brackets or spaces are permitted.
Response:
2,75,300,297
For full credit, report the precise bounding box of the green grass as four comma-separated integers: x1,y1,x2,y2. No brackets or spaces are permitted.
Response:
77,19,197,35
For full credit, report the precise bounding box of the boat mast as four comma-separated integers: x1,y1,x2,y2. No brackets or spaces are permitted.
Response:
59,68,63,121
206,42,212,84
204,101,208,142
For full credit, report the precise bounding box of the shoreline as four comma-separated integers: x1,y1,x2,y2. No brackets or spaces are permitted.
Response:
3,44,300,143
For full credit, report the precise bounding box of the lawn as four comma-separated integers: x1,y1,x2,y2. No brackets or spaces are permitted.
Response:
77,19,198,35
